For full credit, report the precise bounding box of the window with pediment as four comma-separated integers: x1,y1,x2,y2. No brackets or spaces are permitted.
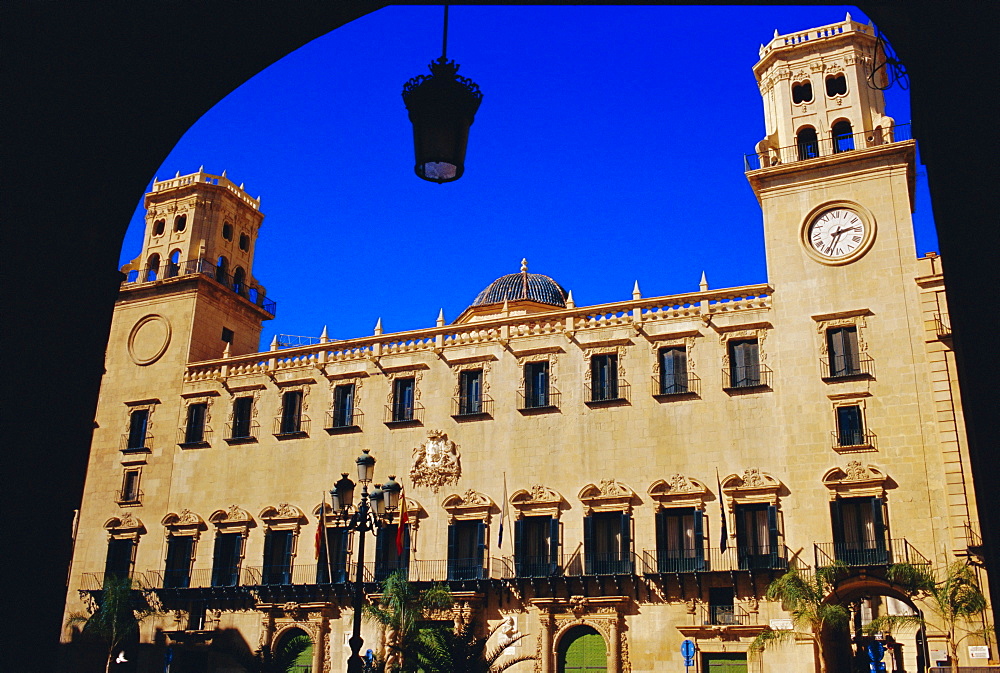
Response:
510,485,564,577
720,469,786,571
259,504,306,585
208,505,254,588
443,490,495,580
822,462,890,566
160,510,205,589
647,475,709,573
578,480,636,575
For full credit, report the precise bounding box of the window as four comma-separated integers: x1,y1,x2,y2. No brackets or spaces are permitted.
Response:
229,396,254,441
523,360,551,408
734,503,780,570
173,214,187,232
183,402,207,445
654,507,704,572
211,532,243,587
278,390,303,435
119,469,141,504
262,528,294,585
447,520,486,580
826,73,848,97
832,120,855,153
331,383,356,428
391,377,415,422
830,496,888,565
791,80,813,103
317,527,350,584
144,253,160,282
836,405,867,447
104,537,135,580
232,266,246,295
583,511,633,575
126,409,149,450
239,232,250,251
221,327,234,344
222,222,233,241
827,326,861,377
216,255,228,281
374,524,410,581
589,353,619,401
708,587,736,625
166,250,180,277
514,516,559,577
796,126,819,160
152,219,165,236
163,535,194,588
658,346,689,395
728,339,761,388
457,369,483,415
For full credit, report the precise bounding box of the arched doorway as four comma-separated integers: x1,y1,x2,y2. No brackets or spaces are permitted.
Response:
558,625,607,673
275,627,314,673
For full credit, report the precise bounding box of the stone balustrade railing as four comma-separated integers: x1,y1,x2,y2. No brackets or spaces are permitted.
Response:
183,284,772,382
758,18,871,60
151,170,260,210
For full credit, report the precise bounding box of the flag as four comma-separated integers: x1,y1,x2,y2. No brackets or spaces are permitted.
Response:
717,468,728,553
396,484,408,556
498,472,508,549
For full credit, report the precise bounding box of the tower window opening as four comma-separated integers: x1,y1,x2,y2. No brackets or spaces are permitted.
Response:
221,327,234,344
796,127,819,161
832,120,855,153
239,233,250,251
222,222,233,241
791,81,813,104
826,74,848,97
166,250,180,278
144,254,160,282
216,256,228,282
152,219,165,236
233,267,246,295
173,214,187,232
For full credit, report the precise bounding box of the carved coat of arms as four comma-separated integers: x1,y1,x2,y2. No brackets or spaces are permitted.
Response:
409,430,461,493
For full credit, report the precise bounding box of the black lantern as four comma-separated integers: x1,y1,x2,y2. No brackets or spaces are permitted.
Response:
356,449,375,484
382,475,402,510
331,472,355,513
402,8,483,183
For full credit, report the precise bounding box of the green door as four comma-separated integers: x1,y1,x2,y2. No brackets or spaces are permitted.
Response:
702,652,747,673
559,626,607,672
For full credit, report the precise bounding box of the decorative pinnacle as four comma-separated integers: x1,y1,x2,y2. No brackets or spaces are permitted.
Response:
632,280,641,300
566,290,575,309
198,165,204,172
269,335,279,351
436,309,445,327
502,299,510,316
175,171,180,178
520,258,528,273
223,342,232,358
320,326,329,343
699,271,708,292
374,318,383,336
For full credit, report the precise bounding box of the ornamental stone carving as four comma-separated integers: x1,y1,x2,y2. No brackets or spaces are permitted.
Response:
410,430,461,493
209,504,253,525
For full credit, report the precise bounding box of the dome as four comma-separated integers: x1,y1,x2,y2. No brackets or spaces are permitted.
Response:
470,259,567,309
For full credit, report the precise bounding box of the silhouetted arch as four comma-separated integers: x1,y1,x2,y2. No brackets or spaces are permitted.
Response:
167,249,181,277
832,119,854,153
233,266,246,294
145,254,160,282
796,125,819,160
216,255,228,281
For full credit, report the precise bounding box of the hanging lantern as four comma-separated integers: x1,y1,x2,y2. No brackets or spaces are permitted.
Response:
401,8,483,183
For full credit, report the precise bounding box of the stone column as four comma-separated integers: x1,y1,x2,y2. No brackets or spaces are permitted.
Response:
539,610,554,673
608,615,620,673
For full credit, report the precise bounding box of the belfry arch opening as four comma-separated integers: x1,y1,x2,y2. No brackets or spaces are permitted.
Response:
796,126,819,160
832,119,855,153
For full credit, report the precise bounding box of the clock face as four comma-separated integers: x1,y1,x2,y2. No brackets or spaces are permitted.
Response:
808,208,867,259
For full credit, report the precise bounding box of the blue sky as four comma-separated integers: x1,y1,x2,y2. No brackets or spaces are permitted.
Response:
118,5,936,349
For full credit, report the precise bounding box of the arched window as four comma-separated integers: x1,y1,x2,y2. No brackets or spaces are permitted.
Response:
826,73,848,97
558,625,606,673
239,232,250,252
832,120,855,153
152,219,165,236
222,222,233,241
233,266,246,295
216,256,228,282
796,126,819,160
144,254,160,282
166,250,181,278
173,214,187,232
791,80,813,104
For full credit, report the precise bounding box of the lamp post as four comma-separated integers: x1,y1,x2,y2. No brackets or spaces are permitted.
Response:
328,449,402,673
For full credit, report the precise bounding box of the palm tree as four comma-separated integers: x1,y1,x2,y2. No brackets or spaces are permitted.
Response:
414,619,536,673
865,561,990,673
66,575,159,673
749,565,850,673
363,570,454,672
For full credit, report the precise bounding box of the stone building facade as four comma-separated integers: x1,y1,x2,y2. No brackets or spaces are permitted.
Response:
62,17,992,673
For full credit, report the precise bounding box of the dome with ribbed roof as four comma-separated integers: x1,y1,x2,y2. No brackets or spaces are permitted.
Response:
470,259,567,309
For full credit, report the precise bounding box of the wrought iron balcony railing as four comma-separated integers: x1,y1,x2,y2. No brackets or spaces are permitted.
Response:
493,555,563,579
176,425,213,447
325,408,363,431
564,552,636,576
651,371,701,397
964,521,984,549
697,603,754,627
146,567,257,589
120,432,152,452
814,538,930,569
123,257,277,316
723,365,773,391
822,353,875,380
585,380,631,405
517,388,561,412
224,421,259,444
115,489,143,506
832,429,877,451
383,402,425,425
272,415,311,437
80,572,149,591
934,313,952,339
451,394,494,419
640,545,792,574
744,123,912,171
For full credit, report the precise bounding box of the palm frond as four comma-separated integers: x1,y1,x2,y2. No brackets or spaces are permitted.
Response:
749,627,795,658
863,613,924,637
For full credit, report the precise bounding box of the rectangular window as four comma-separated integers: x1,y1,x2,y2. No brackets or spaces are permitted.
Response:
317,527,350,584
391,377,415,422
458,369,483,415
836,405,865,446
708,587,736,625
447,520,486,580
104,537,135,580
590,353,619,401
231,396,253,439
654,508,704,572
735,504,780,570
514,516,559,577
658,346,689,395
126,409,149,450
728,339,760,388
523,361,550,408
279,390,303,434
262,529,294,585
827,326,860,377
211,533,243,587
221,327,234,343
583,511,632,575
332,383,356,428
374,524,410,581
163,535,194,588
184,403,207,444
120,469,141,504
830,497,888,565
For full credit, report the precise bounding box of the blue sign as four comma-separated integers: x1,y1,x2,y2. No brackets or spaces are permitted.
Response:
867,641,886,673
681,639,696,667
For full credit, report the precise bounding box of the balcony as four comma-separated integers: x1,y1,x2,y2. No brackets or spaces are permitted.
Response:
451,394,494,420
934,313,952,339
176,425,213,447
814,538,930,569
831,429,877,452
115,488,143,506
272,415,311,438
651,371,701,399
564,552,636,576
494,555,562,579
325,408,363,433
80,572,148,591
145,567,258,591
723,365,773,392
821,354,875,381
383,402,425,427
640,545,792,574
224,421,259,444
585,380,631,407
517,388,561,414
698,602,753,627
744,123,912,171
120,432,152,453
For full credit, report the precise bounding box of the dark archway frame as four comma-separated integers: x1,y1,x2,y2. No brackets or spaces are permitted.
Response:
6,3,996,666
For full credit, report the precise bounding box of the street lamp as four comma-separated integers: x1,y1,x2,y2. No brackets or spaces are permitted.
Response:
328,449,401,673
